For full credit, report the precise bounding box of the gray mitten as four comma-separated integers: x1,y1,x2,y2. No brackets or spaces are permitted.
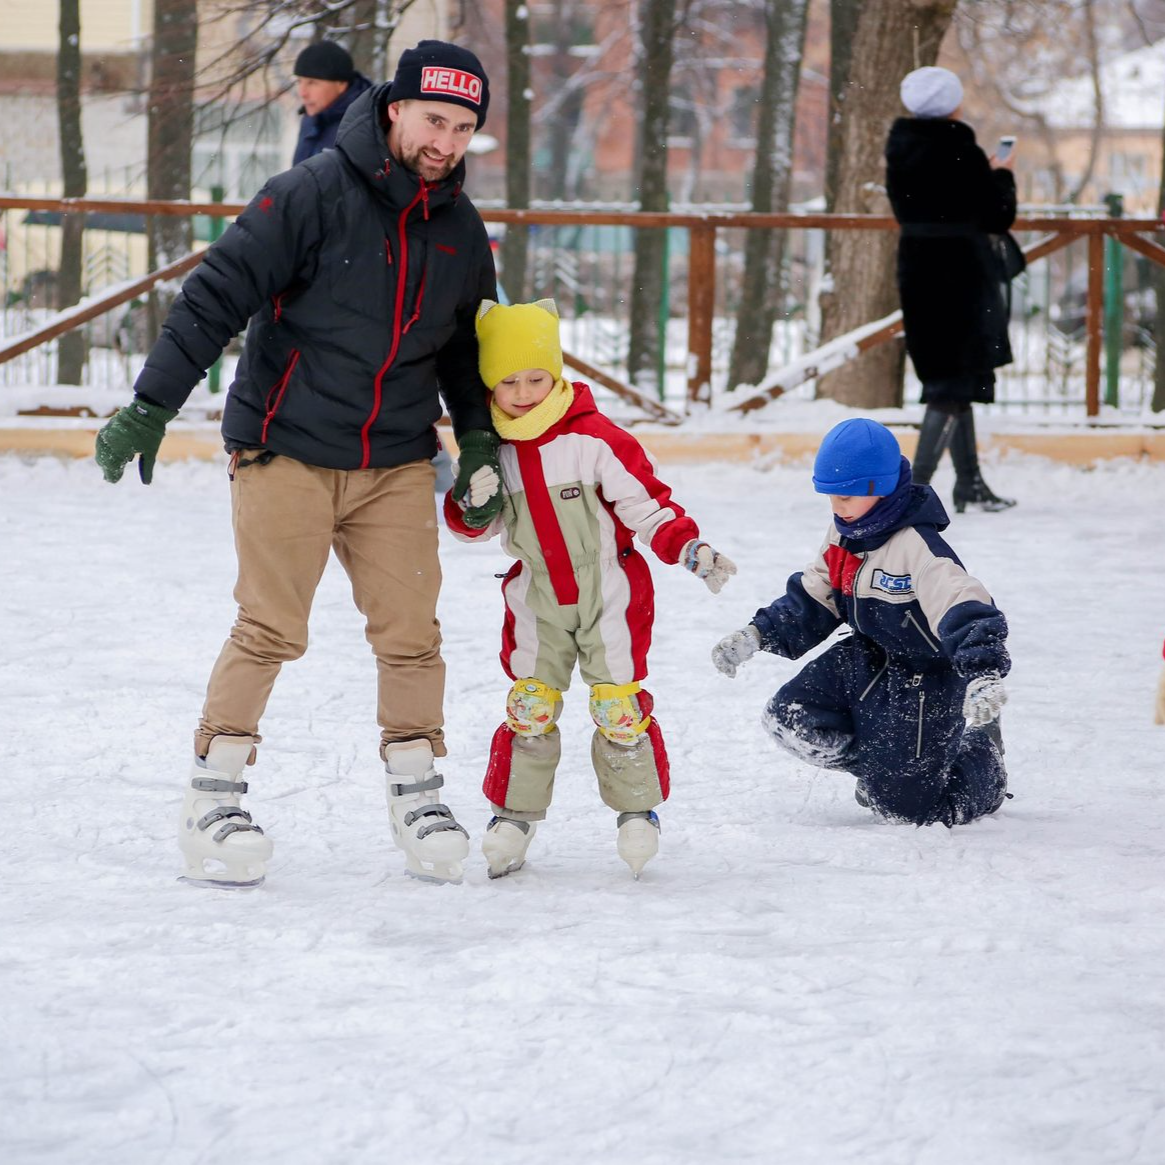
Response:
712,625,761,678
963,673,1007,726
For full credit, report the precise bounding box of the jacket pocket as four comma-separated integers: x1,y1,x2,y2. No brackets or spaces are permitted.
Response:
902,609,940,653
261,349,299,443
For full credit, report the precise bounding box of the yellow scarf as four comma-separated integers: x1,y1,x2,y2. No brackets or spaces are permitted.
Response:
490,377,574,441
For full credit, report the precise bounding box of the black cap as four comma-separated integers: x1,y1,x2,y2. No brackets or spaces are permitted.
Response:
294,41,355,83
389,40,490,129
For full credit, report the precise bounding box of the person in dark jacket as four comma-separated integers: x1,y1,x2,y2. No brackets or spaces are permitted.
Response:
94,40,505,890
886,65,1018,514
292,41,373,166
712,419,1010,828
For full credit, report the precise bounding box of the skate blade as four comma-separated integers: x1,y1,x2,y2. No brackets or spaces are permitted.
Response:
486,859,526,880
178,874,265,890
403,857,464,885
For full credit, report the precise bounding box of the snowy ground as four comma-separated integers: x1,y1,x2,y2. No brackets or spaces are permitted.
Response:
2,448,1164,1165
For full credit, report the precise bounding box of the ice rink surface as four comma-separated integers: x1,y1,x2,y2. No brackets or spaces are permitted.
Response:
2,449,1163,1164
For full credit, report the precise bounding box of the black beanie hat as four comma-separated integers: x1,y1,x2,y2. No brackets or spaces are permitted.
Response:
388,40,490,129
294,41,355,83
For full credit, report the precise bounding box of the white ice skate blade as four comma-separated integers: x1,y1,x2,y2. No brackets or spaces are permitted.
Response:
402,856,464,885
178,875,265,891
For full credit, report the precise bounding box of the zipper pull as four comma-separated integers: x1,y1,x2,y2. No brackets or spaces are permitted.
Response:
420,181,430,220
910,673,923,687
384,238,393,265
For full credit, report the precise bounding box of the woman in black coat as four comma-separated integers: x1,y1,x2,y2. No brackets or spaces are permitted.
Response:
886,66,1017,513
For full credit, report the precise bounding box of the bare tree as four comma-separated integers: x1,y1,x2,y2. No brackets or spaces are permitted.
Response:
816,0,958,408
194,0,417,112
825,0,861,213
727,0,811,391
538,0,593,202
627,0,681,398
56,0,88,384
146,0,198,342
501,0,532,301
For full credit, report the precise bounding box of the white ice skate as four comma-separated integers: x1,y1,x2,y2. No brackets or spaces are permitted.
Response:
616,810,660,879
178,735,272,889
482,815,536,879
384,740,469,884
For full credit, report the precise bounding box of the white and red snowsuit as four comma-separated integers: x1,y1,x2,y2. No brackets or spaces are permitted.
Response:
444,382,700,820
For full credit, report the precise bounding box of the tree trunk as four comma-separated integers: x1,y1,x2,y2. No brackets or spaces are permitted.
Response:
146,0,197,346
501,0,532,302
57,0,88,385
1154,94,1165,412
627,0,676,399
817,0,958,408
825,0,862,214
543,0,587,203
727,0,811,392
348,0,379,81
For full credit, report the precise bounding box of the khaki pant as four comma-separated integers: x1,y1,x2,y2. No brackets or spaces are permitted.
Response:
195,454,446,758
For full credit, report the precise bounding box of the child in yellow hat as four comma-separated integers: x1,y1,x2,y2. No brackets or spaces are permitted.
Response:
446,298,736,878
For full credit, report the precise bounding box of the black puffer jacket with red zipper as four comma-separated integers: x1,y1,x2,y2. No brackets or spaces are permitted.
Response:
133,82,497,470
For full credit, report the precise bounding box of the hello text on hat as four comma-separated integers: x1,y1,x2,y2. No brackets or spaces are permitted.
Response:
389,40,491,128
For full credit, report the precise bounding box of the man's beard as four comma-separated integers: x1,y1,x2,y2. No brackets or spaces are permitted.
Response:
399,141,455,183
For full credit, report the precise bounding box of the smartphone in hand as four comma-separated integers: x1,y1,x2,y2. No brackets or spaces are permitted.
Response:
996,135,1017,162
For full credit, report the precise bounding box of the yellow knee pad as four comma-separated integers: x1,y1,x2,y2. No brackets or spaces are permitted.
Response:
589,681,651,745
506,679,563,737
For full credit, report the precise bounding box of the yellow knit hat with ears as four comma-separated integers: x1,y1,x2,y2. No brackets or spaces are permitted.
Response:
476,298,563,389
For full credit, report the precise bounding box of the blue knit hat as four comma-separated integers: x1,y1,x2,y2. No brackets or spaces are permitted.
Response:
812,419,901,496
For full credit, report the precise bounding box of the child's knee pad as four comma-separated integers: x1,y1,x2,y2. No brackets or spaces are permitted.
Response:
589,681,651,745
506,679,562,737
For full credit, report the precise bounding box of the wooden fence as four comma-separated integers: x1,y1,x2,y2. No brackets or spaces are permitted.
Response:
1,196,1162,421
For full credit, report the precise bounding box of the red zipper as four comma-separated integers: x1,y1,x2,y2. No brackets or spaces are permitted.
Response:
402,269,427,334
261,349,299,443
360,183,428,468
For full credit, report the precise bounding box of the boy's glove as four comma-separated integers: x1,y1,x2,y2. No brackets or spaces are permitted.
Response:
682,539,737,594
712,625,761,678
95,398,179,484
963,673,1008,726
452,429,503,528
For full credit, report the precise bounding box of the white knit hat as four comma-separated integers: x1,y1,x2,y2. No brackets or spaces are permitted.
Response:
900,66,963,119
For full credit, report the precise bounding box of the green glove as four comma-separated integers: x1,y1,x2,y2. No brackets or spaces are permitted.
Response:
95,398,178,484
452,429,504,527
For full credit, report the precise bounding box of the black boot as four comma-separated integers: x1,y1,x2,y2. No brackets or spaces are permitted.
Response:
911,405,959,485
949,409,1016,514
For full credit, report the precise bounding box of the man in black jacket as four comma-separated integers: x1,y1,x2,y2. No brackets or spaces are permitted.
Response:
291,41,373,166
95,40,503,890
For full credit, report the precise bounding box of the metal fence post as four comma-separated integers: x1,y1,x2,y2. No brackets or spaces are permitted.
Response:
1103,192,1124,408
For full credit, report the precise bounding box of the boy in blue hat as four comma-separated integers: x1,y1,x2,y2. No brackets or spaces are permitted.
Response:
711,418,1009,826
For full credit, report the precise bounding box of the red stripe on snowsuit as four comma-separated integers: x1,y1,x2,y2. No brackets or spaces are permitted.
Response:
618,546,655,681
515,441,579,606
635,688,670,800
498,561,523,680
483,723,515,806
824,544,862,596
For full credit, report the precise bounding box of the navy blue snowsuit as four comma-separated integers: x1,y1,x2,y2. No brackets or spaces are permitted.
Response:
753,466,1009,827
